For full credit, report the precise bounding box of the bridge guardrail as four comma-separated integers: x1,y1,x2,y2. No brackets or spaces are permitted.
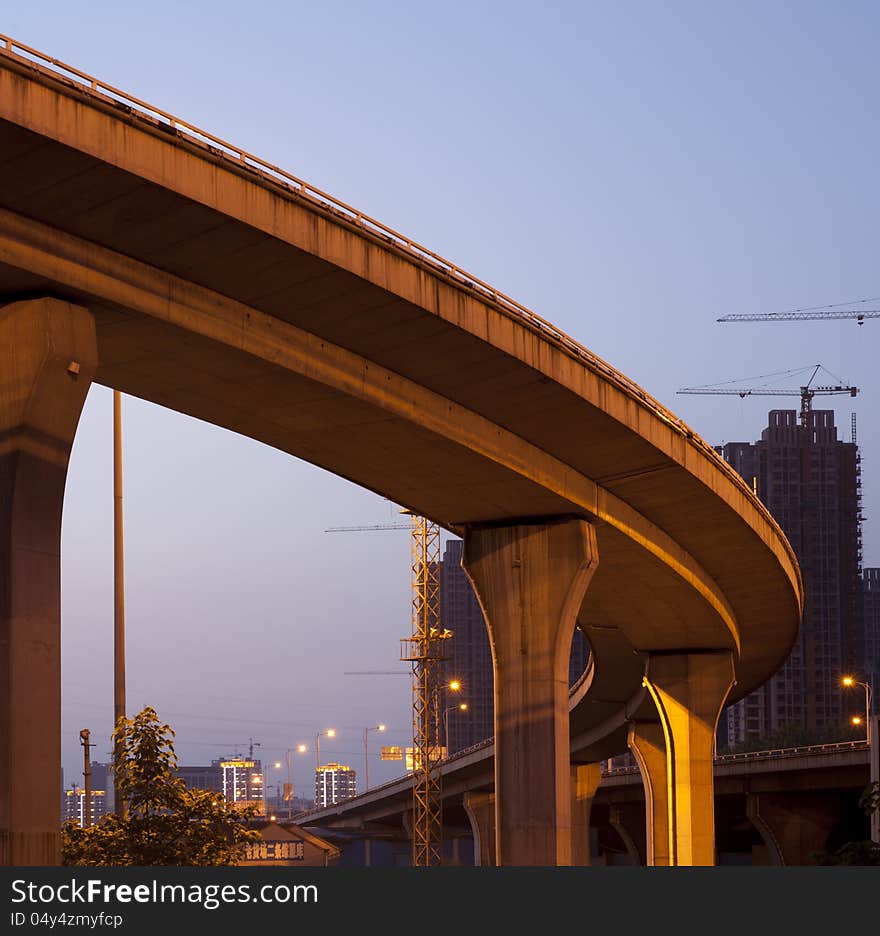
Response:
602,739,868,776
292,737,867,821
0,33,801,585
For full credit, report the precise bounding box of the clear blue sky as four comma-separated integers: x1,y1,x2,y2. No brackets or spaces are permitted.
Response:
6,2,877,794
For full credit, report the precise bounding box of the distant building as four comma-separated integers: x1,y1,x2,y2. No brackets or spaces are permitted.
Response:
864,568,880,716
218,758,265,814
719,409,864,745
315,763,357,808
439,537,590,754
173,758,271,813
175,763,222,793
88,762,114,814
63,787,108,826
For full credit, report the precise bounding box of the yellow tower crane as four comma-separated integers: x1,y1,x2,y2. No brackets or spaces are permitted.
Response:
326,512,450,866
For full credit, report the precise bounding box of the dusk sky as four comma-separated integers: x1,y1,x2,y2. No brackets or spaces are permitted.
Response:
4,2,877,796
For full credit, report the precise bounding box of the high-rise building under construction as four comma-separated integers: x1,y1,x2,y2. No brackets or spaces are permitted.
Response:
863,568,880,716
718,409,864,745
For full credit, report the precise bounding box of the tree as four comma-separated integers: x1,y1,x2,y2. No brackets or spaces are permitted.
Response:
62,707,261,866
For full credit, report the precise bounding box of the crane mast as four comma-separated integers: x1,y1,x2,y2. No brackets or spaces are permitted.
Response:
399,513,448,867
326,512,449,866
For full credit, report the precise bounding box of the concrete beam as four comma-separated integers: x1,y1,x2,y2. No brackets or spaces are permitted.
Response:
640,652,736,866
0,296,96,865
0,205,743,655
463,517,598,865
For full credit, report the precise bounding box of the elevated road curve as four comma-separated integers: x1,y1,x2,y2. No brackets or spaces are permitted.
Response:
0,36,802,866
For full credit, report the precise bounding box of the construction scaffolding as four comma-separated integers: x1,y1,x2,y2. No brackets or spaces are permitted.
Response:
399,514,449,867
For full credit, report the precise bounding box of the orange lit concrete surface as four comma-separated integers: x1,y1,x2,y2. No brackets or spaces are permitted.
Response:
0,40,802,865
0,298,97,864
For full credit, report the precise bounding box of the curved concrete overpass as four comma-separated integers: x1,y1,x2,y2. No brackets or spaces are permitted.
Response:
0,37,802,866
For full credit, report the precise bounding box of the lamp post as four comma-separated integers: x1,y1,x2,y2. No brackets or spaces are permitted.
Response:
285,744,308,820
315,729,336,772
443,703,468,757
842,675,877,843
263,761,281,816
842,676,873,747
363,724,386,792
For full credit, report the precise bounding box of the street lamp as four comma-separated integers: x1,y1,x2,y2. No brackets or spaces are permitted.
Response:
443,702,468,757
842,676,873,748
284,744,308,820
363,724,386,792
842,675,878,844
265,761,281,815
315,728,336,772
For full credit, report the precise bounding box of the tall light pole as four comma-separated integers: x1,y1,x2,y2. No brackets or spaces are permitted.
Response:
842,675,877,843
285,744,308,820
843,676,873,748
443,703,468,757
79,729,92,828
263,761,281,817
315,729,336,772
363,724,386,792
113,390,126,817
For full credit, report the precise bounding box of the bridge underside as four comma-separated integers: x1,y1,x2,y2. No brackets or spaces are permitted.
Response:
0,49,802,867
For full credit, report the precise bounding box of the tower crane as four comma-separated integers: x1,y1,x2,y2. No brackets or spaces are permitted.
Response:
677,363,858,432
325,511,450,866
717,296,880,325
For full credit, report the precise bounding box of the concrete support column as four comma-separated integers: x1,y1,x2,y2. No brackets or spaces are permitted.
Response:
0,297,97,866
746,792,840,866
463,792,495,867
628,720,671,866
639,652,735,866
609,805,643,865
462,517,599,866
570,762,602,866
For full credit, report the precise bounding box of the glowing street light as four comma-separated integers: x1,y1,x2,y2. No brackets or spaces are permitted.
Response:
363,723,386,792
841,676,872,747
315,729,336,772
841,675,878,844
284,745,308,820
443,702,469,756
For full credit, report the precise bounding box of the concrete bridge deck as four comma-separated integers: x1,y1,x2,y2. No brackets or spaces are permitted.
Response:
0,36,803,865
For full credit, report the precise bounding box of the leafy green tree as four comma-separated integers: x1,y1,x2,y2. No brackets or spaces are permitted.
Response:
62,707,261,866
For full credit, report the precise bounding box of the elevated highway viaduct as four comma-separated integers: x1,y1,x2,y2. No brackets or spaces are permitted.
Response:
0,36,802,866
298,742,871,867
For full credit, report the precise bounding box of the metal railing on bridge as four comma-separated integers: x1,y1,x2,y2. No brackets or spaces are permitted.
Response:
601,739,869,777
